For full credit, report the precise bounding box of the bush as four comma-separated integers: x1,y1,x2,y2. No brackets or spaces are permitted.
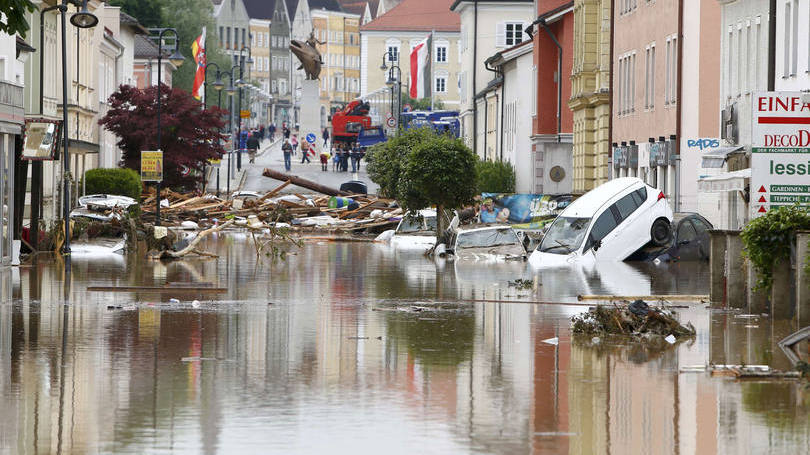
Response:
84,168,142,200
741,205,810,291
476,160,515,193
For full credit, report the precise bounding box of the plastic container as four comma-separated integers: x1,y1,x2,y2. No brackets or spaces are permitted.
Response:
328,196,355,209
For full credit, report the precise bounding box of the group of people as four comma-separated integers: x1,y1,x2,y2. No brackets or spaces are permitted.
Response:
280,127,365,173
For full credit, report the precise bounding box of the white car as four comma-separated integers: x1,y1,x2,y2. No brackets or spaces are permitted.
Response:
446,225,526,261
529,177,673,267
389,209,438,251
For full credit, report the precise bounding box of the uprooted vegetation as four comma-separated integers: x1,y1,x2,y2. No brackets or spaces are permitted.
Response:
571,300,696,343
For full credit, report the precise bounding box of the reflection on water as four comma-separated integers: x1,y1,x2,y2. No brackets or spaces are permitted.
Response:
1,238,809,454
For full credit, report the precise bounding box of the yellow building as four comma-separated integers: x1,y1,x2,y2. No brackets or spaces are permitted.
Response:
569,0,611,192
249,18,271,125
311,8,362,122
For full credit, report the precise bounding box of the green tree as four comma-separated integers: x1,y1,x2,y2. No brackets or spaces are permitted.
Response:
400,91,445,111
108,0,164,27
366,127,435,199
0,0,37,38
476,160,516,193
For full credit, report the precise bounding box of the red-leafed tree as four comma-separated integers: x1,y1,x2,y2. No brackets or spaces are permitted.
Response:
99,84,228,190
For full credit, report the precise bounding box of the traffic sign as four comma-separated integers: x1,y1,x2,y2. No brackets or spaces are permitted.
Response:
306,133,316,144
141,150,163,182
240,110,251,119
751,91,810,217
386,116,397,128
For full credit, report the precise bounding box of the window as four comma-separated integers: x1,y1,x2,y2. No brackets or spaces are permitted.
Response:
727,26,733,96
264,57,269,71
614,192,641,221
644,44,654,109
242,29,246,49
226,27,231,49
498,22,525,47
669,36,677,103
435,44,447,63
791,0,799,75
665,38,671,104
585,209,618,252
387,45,399,62
435,76,446,93
252,32,256,47
272,80,277,93
219,26,224,47
678,222,697,243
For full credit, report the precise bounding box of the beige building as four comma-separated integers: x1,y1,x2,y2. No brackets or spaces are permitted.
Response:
569,0,611,192
361,0,461,124
312,8,362,123
250,18,271,125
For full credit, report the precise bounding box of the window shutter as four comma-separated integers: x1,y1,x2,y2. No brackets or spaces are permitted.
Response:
496,22,506,47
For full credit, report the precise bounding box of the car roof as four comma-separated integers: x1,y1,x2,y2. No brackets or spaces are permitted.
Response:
458,224,513,233
560,177,645,218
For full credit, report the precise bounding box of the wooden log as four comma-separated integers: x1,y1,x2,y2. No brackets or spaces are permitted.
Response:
262,168,351,196
576,294,709,302
258,180,291,201
161,220,234,258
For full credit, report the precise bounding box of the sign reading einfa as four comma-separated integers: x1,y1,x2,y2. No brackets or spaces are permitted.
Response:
751,92,810,217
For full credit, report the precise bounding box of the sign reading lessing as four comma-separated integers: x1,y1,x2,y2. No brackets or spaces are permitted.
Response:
751,92,810,217
141,150,163,182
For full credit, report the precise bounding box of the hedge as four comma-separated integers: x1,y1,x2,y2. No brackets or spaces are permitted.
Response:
83,168,142,200
476,160,516,194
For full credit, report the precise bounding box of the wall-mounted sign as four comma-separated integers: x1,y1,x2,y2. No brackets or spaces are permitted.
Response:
240,110,251,119
22,118,62,161
141,150,163,182
751,91,810,217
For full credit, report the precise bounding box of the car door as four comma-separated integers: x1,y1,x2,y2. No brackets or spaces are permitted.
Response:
674,220,700,260
689,217,712,260
583,205,619,261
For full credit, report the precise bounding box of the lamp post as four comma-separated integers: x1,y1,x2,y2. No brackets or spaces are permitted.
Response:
224,68,237,196
37,0,99,256
235,46,252,170
205,62,224,196
380,51,402,137
148,28,185,226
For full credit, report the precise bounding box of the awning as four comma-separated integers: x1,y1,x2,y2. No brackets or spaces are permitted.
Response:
701,145,744,168
697,168,750,192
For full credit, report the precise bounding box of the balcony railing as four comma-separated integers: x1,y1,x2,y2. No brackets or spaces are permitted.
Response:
0,80,24,109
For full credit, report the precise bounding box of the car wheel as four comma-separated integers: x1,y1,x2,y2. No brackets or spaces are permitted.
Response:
650,218,672,247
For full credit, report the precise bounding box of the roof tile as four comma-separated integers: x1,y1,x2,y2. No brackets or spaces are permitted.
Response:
360,0,458,32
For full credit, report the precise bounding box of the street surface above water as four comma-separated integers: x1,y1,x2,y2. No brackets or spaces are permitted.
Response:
1,236,809,454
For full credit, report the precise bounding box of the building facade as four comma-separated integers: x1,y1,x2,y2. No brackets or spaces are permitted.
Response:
532,0,574,194
610,0,680,203
0,31,25,265
360,0,461,124
569,0,611,192
775,0,809,91
312,7,362,123
451,0,534,159
269,0,293,127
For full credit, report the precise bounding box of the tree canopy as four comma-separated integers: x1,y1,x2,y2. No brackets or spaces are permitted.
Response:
0,0,37,38
99,84,227,190
400,92,445,111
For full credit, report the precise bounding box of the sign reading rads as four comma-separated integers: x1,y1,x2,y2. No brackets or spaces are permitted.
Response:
751,92,810,217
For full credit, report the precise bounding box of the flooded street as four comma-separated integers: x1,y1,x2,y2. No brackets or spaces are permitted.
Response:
2,236,810,454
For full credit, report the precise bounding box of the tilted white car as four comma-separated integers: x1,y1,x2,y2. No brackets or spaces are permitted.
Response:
529,177,673,267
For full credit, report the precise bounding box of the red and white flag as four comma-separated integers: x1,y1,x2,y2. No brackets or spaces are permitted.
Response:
409,35,430,99
191,27,207,101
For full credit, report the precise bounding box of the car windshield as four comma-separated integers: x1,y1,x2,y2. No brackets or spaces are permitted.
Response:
456,228,520,249
396,216,437,233
538,216,591,254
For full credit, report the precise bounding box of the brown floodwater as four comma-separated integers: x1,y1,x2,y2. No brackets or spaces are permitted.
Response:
1,234,809,454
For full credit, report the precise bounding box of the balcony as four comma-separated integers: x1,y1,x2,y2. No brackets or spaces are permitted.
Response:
0,80,24,127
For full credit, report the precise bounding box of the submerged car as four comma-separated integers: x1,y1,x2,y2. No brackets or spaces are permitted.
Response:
627,213,713,262
446,225,526,261
529,177,673,267
390,209,438,251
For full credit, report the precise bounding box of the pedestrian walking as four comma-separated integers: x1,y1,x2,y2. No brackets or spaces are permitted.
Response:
322,128,330,147
300,139,311,164
291,134,298,156
282,139,292,171
247,133,260,164
283,126,291,140
332,145,339,171
341,145,349,172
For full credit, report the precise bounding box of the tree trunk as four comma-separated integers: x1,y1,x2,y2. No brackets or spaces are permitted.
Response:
436,204,448,245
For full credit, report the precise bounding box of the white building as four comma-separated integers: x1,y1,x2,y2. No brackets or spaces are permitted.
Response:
450,0,534,159
705,0,774,229
774,0,810,91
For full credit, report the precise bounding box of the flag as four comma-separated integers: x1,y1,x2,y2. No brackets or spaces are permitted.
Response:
191,27,207,101
409,34,430,99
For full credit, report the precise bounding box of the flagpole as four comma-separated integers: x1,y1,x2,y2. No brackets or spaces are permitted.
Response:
430,30,434,111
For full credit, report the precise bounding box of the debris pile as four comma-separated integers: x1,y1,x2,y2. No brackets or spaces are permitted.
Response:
138,180,402,234
571,300,696,343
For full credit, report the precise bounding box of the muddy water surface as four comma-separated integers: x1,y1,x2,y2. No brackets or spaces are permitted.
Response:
1,235,809,454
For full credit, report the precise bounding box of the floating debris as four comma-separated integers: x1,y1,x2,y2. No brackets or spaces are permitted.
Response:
571,302,696,343
508,279,534,290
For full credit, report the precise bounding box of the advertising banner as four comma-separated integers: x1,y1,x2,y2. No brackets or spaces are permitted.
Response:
479,193,575,228
141,150,163,182
751,91,810,217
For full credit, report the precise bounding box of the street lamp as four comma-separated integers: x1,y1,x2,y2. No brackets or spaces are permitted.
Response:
205,62,224,196
235,46,251,169
224,67,238,196
149,27,185,226
36,0,99,255
381,50,402,136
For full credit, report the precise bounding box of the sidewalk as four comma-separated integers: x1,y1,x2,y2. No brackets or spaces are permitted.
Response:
205,136,280,196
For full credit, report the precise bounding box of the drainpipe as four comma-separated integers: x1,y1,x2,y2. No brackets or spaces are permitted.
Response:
472,0,478,155
484,58,501,161
767,0,776,90
608,0,615,178
538,20,562,141
674,0,683,211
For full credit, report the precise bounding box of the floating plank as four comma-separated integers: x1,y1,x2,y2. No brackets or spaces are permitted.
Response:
577,294,709,302
87,285,227,293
